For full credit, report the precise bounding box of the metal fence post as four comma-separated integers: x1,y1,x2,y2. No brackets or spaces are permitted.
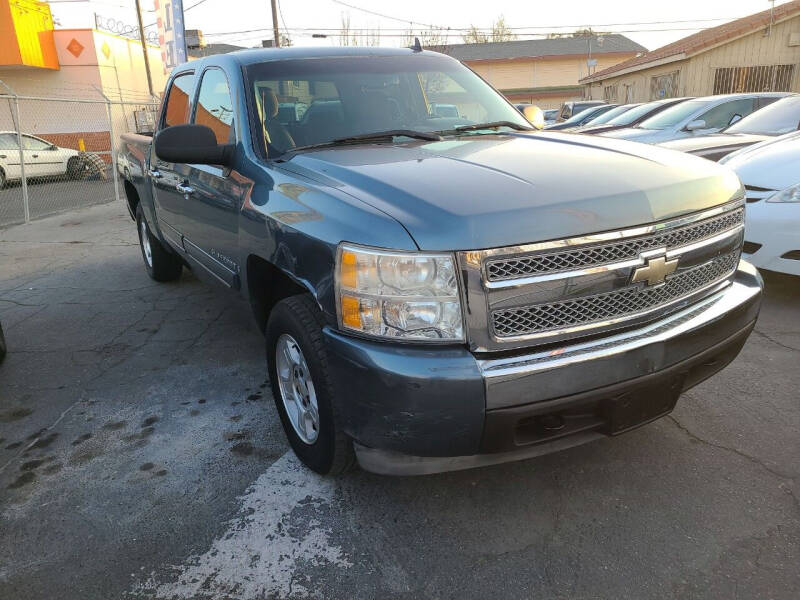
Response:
0,80,29,223
95,86,120,206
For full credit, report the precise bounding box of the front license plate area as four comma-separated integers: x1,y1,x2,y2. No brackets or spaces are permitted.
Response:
601,377,683,435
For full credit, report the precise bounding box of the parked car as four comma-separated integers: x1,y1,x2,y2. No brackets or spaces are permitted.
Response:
659,94,800,161
0,320,5,363
542,108,558,125
719,131,800,276
600,93,790,144
544,104,619,130
578,97,693,135
119,47,760,476
0,132,84,187
576,103,641,128
556,100,606,122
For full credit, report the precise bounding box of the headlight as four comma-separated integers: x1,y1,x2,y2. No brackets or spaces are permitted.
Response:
766,183,800,203
335,244,464,342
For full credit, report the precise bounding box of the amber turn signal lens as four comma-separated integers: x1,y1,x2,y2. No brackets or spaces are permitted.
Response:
340,250,358,289
340,295,362,329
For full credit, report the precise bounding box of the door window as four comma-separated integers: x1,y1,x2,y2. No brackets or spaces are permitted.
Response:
193,69,235,144
697,99,755,129
22,135,51,150
0,133,18,149
163,72,194,128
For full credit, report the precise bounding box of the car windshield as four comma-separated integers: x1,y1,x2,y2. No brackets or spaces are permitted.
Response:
585,104,637,125
724,96,800,136
605,102,662,125
244,54,531,156
561,106,606,126
637,99,707,130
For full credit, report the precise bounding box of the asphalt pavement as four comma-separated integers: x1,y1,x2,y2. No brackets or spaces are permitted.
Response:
0,202,798,599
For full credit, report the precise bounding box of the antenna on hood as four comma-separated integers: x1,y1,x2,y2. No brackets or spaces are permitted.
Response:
412,37,422,52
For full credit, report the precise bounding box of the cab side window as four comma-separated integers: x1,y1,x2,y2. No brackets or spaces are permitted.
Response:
22,136,51,150
163,72,194,128
193,69,235,144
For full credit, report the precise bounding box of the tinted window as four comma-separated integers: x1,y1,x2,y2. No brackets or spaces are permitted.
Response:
0,133,18,149
725,95,800,135
606,101,666,125
246,55,530,155
22,135,51,150
163,72,194,128
585,104,637,125
193,69,235,144
639,99,707,129
698,98,755,129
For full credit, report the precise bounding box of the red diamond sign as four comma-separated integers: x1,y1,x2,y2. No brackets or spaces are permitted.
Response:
66,38,84,58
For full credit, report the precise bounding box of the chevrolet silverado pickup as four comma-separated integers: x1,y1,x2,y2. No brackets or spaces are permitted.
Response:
118,47,762,476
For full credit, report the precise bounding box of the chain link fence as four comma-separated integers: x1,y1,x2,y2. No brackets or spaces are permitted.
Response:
0,82,158,228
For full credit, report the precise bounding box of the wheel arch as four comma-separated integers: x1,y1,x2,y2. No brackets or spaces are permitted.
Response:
245,255,319,333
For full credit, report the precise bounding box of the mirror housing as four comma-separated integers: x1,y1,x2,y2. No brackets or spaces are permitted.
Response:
728,113,742,126
522,105,545,130
154,124,234,167
685,119,707,132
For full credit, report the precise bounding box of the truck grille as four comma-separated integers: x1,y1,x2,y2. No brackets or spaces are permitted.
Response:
486,208,743,281
492,251,739,338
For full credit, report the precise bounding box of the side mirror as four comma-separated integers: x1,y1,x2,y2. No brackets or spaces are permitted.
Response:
522,105,545,130
154,124,234,166
685,119,707,132
728,114,742,125
49,144,58,151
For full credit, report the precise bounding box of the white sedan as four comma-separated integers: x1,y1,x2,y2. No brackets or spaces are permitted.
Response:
0,131,82,188
720,131,800,276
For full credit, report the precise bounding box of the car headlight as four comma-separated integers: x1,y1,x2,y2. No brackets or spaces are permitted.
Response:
335,244,464,342
766,183,800,203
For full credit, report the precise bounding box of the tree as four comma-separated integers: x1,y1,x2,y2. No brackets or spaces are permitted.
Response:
403,26,450,49
462,15,517,43
339,13,380,47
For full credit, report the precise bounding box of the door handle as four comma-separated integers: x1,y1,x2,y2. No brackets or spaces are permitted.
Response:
176,182,194,195
147,168,163,179
0,155,5,159
32,154,39,158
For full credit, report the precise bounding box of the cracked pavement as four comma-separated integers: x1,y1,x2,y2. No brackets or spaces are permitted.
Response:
1,202,798,599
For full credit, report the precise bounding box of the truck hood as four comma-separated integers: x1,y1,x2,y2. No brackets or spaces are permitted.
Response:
284,132,742,251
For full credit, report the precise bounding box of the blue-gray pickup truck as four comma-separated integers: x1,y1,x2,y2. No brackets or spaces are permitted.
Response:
118,47,762,476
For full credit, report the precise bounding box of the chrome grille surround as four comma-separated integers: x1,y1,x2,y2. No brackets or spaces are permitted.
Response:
486,208,744,281
456,199,746,353
492,251,739,337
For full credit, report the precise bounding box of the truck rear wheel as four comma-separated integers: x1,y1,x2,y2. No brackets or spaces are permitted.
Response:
266,295,355,475
136,204,182,282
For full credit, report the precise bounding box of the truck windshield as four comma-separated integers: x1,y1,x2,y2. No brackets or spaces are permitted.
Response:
244,54,531,156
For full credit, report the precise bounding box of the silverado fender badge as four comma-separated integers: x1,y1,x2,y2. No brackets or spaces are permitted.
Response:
631,255,679,287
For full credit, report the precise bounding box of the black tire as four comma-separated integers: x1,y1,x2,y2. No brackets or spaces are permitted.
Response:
0,168,6,189
266,295,355,475
136,203,182,282
66,157,83,180
0,322,6,363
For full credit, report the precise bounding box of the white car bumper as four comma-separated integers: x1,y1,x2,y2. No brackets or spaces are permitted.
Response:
743,200,800,276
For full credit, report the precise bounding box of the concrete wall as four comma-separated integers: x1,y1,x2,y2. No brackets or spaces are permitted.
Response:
585,14,800,102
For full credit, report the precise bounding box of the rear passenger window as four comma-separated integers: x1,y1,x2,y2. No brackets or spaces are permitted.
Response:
193,69,235,144
699,99,755,129
163,72,194,128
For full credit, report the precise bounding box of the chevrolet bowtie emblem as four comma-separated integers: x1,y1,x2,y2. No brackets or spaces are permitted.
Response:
631,255,679,286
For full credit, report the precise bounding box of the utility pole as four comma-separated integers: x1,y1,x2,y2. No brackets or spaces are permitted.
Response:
135,0,155,97
270,0,281,48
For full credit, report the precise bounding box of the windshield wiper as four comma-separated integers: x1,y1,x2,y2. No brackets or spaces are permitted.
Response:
289,130,442,153
453,121,534,132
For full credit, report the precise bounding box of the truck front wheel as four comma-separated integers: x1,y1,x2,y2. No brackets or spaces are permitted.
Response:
266,295,355,475
136,204,182,282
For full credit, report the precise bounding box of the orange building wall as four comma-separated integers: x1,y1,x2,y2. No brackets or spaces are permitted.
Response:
0,0,59,70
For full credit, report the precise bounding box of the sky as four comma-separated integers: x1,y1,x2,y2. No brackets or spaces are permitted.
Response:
48,0,795,53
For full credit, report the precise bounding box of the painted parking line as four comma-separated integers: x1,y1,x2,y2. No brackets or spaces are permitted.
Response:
135,452,351,599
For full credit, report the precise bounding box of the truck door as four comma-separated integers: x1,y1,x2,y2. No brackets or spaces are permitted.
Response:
150,71,195,248
179,67,242,288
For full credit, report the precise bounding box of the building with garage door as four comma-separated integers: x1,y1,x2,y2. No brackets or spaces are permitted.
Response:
581,1,800,103
440,35,646,109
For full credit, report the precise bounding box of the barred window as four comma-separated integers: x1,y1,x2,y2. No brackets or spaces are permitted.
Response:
603,84,618,102
713,65,795,94
650,71,680,100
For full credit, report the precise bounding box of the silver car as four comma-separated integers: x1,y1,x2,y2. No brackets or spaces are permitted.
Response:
599,93,790,144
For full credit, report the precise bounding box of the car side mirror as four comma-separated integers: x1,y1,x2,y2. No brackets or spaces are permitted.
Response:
49,144,58,151
154,124,234,167
685,119,707,132
728,114,742,125
522,105,545,130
